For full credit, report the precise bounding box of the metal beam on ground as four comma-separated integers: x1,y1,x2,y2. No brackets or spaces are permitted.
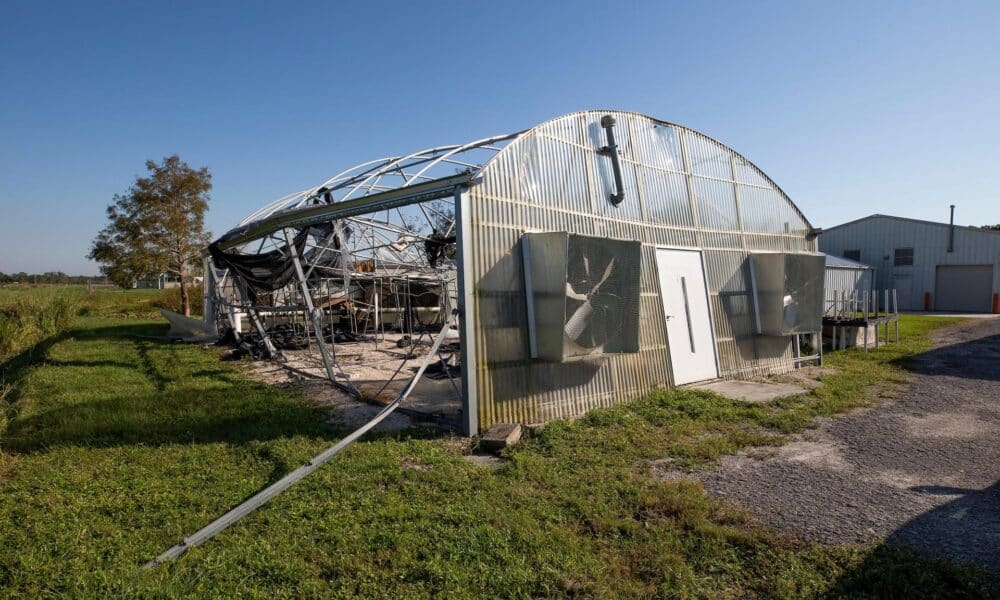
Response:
143,312,458,569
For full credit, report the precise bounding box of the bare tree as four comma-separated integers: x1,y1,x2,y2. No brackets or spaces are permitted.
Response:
89,155,211,315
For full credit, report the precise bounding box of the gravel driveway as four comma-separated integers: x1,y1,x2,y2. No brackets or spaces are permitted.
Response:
689,318,1000,572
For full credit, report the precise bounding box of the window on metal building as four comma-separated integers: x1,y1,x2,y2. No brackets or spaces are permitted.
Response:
894,247,914,266
843,249,861,262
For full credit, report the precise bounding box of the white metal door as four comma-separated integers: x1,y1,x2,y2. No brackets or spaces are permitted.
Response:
655,249,719,385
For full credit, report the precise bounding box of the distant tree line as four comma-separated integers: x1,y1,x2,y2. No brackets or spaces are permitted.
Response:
981,224,1000,231
0,272,110,284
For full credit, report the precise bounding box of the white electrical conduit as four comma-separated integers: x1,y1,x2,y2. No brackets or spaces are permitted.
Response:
143,311,459,569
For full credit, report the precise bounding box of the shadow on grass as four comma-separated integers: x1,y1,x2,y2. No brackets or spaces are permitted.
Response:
823,482,1000,597
3,322,449,455
885,480,1000,574
891,332,1000,382
823,542,998,598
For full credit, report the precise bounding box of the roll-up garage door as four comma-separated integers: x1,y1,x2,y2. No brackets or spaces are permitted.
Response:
934,265,993,312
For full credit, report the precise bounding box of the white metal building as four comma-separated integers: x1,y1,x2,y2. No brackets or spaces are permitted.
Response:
819,214,1000,313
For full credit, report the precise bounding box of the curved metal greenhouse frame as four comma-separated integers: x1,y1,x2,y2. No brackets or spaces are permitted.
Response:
159,110,822,567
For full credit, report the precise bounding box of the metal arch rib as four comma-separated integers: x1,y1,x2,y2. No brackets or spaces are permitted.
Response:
234,130,524,230
239,189,315,227
216,173,475,251
403,133,525,187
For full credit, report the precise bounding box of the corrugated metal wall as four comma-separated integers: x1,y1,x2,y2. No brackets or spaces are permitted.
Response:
468,111,815,431
824,267,873,313
819,216,1000,311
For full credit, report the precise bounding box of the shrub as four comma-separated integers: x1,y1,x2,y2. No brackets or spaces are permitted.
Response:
150,284,204,316
0,294,79,362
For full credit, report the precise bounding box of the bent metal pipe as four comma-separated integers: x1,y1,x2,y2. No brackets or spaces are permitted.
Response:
143,311,458,569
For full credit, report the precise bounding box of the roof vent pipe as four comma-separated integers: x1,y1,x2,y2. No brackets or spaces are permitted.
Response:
948,204,955,253
598,115,626,206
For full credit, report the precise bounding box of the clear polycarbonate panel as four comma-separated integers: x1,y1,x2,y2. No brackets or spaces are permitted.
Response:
628,119,685,172
693,177,740,231
739,185,810,234
517,132,591,215
683,131,734,180
641,169,694,226
733,156,771,187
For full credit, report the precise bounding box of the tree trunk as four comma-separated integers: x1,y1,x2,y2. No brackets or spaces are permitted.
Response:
179,260,190,316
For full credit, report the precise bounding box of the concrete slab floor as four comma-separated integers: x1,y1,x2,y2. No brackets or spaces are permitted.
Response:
691,379,807,403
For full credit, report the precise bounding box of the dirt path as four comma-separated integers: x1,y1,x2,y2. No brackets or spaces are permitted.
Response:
682,319,1000,572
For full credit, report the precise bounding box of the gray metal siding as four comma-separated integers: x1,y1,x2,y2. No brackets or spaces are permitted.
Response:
468,111,815,431
819,216,1000,311
824,267,872,313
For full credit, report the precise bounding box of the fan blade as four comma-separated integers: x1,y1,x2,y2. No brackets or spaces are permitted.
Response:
589,258,616,295
564,300,593,341
565,282,589,301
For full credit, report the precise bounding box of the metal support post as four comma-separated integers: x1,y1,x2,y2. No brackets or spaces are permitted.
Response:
454,185,478,437
235,276,276,357
208,263,241,343
283,228,341,386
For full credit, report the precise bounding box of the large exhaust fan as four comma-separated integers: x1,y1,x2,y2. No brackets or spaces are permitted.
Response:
523,232,640,361
749,252,825,336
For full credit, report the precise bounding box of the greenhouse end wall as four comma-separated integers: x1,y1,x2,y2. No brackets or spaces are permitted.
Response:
464,110,816,432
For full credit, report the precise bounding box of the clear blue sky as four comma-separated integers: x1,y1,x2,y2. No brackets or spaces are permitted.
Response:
1,1,998,275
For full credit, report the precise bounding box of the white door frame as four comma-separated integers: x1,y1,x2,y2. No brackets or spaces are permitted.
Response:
654,245,721,386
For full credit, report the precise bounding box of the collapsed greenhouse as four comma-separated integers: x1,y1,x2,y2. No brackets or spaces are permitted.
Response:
201,109,825,437
150,109,827,566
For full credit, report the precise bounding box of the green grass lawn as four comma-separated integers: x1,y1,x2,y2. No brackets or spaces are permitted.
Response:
0,309,996,597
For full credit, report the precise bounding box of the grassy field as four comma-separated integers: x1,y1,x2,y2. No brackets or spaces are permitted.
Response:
0,284,199,361
0,288,995,597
